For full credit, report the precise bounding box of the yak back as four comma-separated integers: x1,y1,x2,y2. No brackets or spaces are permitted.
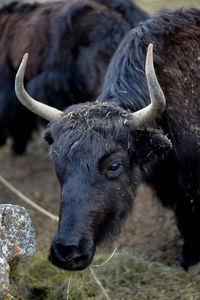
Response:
98,7,200,174
94,0,148,28
0,0,134,107
98,8,200,112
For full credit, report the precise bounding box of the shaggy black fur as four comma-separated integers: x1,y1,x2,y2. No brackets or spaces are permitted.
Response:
98,8,200,271
46,102,171,270
0,0,148,153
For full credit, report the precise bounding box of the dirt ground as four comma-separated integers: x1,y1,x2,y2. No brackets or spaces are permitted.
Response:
0,132,182,268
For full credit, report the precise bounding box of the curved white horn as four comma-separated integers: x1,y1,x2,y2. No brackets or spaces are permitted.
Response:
129,43,166,126
15,53,64,122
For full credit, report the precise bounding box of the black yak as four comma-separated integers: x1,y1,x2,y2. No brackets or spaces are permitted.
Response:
0,0,148,153
15,8,200,275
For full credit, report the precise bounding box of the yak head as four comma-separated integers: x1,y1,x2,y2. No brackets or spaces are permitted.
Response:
15,44,171,271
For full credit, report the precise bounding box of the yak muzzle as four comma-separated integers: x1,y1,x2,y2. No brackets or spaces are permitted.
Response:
49,236,96,271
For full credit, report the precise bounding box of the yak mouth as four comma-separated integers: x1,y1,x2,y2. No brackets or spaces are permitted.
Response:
48,244,96,271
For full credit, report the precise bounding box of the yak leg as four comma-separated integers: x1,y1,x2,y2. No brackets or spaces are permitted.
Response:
174,155,200,274
10,103,37,154
144,155,200,274
0,120,6,146
175,182,200,275
0,93,36,154
0,78,37,153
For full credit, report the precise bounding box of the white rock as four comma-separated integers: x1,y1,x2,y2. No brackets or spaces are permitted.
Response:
0,204,37,299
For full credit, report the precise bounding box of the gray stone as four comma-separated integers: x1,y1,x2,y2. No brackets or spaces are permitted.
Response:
0,252,12,299
0,204,37,299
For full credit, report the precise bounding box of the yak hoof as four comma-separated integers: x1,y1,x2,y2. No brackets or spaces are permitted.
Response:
0,134,6,146
178,262,200,276
187,262,200,276
11,142,27,155
179,254,200,274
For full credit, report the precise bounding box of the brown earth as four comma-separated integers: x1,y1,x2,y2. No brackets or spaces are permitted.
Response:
0,132,182,268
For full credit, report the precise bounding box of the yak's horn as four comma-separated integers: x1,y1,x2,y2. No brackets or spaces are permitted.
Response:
15,53,64,122
129,43,166,126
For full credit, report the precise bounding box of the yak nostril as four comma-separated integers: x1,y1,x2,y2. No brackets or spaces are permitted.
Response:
56,243,78,258
49,239,96,270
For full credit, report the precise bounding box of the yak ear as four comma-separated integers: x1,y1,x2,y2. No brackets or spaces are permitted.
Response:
132,129,172,164
43,129,54,145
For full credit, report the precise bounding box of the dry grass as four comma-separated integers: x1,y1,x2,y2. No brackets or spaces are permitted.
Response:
17,250,200,300
136,0,200,14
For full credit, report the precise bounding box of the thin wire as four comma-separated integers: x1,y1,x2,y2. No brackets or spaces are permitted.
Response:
89,267,111,300
0,175,59,222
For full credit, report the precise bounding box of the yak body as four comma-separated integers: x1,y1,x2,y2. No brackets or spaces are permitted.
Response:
98,8,200,271
0,0,148,153
44,8,200,273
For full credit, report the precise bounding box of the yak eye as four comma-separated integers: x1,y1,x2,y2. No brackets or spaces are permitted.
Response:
100,157,124,179
108,162,121,171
